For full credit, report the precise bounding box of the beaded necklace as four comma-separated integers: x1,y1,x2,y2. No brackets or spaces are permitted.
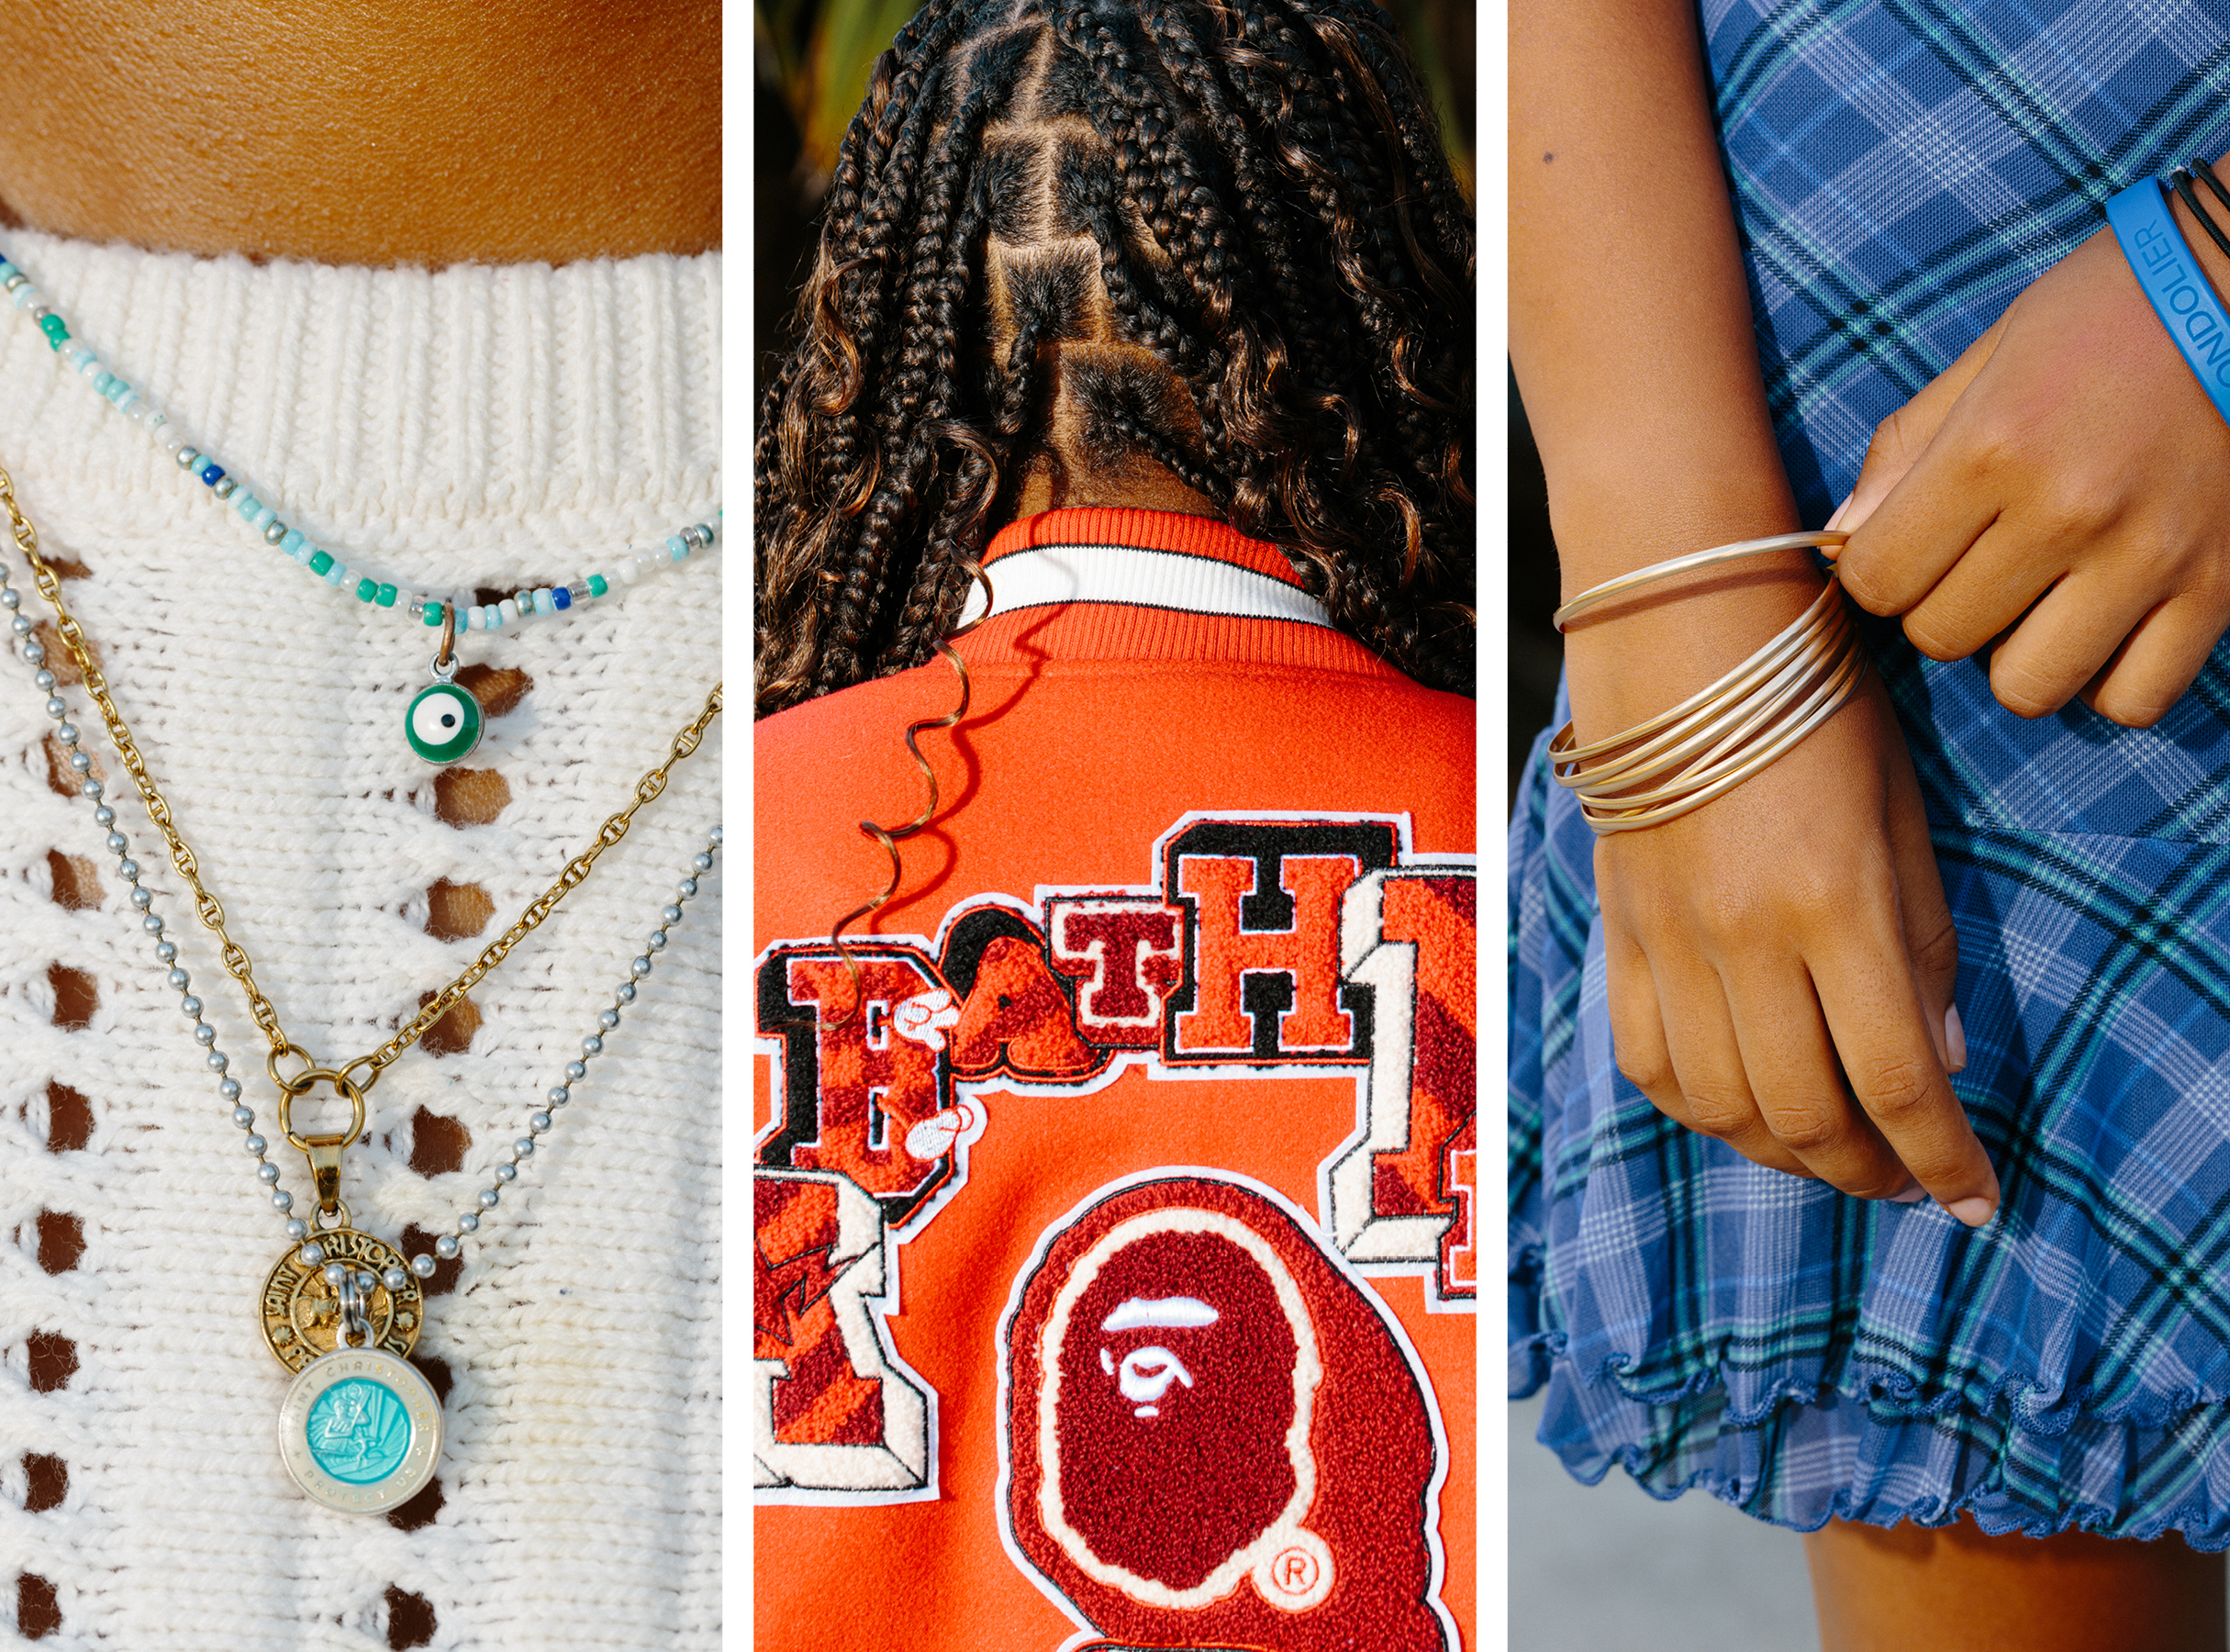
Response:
0,465,721,1512
0,247,719,763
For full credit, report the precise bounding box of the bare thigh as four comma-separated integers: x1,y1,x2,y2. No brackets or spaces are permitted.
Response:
1805,1515,2224,1652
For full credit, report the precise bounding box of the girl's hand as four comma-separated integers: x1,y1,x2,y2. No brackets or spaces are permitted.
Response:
1834,218,2230,728
1594,669,2001,1223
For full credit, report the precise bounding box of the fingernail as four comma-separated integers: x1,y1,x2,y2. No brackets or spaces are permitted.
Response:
1824,494,1853,533
1945,1004,1968,1073
1946,1196,1996,1227
1890,1184,1927,1203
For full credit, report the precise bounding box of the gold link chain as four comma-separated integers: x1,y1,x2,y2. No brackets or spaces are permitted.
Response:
0,462,720,1092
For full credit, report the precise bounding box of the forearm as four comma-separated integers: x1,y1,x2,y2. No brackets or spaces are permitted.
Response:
1511,0,1818,738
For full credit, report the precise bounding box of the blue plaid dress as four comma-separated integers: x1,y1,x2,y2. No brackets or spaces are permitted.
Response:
1511,1,2230,1541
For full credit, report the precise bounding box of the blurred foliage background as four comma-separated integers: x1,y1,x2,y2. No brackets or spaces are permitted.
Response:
753,0,1475,394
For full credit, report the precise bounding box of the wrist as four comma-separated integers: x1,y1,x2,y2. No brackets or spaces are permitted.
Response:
2106,155,2230,426
1555,505,1829,744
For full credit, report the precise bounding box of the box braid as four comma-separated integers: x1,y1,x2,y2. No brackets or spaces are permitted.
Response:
757,0,1474,717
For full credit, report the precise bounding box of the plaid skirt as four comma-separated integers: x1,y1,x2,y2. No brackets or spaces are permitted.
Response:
1511,0,2230,1541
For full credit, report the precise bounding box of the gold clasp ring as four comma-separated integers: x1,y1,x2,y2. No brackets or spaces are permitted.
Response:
274,1066,368,1218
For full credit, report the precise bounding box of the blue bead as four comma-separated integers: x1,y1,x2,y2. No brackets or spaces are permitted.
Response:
199,463,224,486
665,534,687,561
552,586,572,610
280,529,306,554
94,372,116,395
0,262,13,281
531,587,554,617
235,491,262,520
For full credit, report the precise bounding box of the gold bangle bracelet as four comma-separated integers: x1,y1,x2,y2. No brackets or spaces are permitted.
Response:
1578,640,1868,832
1548,558,1871,833
1552,530,1849,632
1563,616,1863,820
1555,597,1852,796
1548,580,1847,782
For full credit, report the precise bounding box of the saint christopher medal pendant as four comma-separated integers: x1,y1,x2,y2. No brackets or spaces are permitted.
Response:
261,1228,423,1371
278,1344,442,1513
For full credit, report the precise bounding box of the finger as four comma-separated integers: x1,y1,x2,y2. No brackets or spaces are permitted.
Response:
1987,571,2158,720
1604,914,1680,1111
1896,517,2066,664
2082,592,2230,729
1645,949,1815,1178
1811,910,1999,1225
1883,753,1961,1075
1718,959,1912,1198
1836,314,2011,537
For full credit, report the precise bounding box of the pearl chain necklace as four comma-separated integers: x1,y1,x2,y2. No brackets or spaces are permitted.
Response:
1,495,720,1513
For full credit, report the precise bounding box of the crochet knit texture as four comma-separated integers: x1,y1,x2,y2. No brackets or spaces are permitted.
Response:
0,232,720,1649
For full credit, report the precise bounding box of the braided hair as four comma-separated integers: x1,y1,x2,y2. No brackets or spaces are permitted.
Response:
756,0,1474,717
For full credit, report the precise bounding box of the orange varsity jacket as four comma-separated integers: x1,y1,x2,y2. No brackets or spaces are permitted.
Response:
753,506,1476,1651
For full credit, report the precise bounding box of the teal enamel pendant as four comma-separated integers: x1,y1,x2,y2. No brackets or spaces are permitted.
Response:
407,679,482,764
278,1345,442,1512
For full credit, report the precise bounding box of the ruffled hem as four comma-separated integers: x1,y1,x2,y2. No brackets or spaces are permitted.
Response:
1512,1326,2230,1546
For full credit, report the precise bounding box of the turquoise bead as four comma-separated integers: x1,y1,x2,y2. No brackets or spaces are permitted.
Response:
39,315,68,349
666,534,687,560
424,602,444,627
280,530,306,555
531,587,554,617
235,492,262,521
308,550,334,576
587,575,608,598
376,584,396,608
355,577,376,602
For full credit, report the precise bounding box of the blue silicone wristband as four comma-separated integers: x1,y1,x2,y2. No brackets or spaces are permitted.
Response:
2106,175,2230,427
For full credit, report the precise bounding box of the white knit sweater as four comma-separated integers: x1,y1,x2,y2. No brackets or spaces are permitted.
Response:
0,233,721,1650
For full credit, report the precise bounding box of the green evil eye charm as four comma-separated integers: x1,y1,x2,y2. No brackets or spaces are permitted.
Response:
407,681,482,764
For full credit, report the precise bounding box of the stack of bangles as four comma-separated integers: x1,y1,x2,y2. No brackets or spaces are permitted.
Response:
1548,530,1857,834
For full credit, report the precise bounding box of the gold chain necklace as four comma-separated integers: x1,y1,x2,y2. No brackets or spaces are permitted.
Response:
1,463,720,1511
